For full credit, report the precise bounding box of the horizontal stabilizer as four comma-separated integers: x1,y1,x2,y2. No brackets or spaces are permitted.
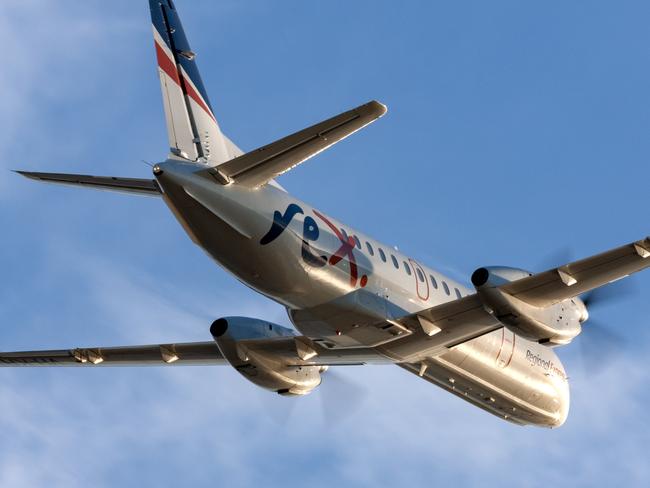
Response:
204,100,387,188
16,171,161,197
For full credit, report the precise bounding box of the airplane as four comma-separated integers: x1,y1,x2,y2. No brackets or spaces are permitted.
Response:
3,0,649,428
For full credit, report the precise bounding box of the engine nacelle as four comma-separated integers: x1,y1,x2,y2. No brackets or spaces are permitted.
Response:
471,266,584,345
210,316,324,396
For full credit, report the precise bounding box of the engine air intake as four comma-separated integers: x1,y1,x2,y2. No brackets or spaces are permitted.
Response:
210,318,229,337
471,267,490,287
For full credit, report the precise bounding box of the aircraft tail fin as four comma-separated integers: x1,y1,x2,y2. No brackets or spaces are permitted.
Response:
149,0,237,165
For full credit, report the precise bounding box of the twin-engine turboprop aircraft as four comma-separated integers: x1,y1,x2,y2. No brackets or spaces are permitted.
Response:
4,1,649,428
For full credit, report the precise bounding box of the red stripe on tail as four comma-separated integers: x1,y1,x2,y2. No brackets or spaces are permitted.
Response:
155,40,216,123
182,74,216,122
155,41,181,86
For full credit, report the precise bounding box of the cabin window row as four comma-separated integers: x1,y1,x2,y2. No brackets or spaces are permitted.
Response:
430,274,462,298
341,227,463,300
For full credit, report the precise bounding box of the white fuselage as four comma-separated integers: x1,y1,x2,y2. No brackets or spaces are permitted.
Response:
155,159,570,427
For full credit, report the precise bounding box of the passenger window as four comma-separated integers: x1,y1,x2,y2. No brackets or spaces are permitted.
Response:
340,228,349,242
430,275,438,289
366,242,375,256
353,235,362,249
403,262,412,275
455,288,462,299
442,281,450,295
379,248,387,262
416,268,425,282
391,255,399,269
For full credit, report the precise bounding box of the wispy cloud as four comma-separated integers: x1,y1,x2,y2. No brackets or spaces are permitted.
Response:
3,243,650,488
2,1,650,488
0,1,143,196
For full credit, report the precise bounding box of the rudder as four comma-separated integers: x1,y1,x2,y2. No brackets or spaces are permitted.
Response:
149,0,235,165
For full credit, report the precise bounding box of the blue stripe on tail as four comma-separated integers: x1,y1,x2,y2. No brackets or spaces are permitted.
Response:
148,0,214,113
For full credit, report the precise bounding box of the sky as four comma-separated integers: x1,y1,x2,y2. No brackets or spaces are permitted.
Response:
1,0,650,486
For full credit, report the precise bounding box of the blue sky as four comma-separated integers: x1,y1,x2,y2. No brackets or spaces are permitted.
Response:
1,0,650,486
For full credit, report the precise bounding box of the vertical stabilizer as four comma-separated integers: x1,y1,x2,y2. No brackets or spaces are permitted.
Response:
149,0,236,165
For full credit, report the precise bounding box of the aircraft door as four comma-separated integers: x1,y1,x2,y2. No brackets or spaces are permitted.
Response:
409,259,430,301
495,328,515,368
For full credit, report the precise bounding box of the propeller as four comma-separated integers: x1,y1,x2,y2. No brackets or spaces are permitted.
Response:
536,247,639,373
259,367,367,427
582,277,639,310
577,277,638,373
577,319,626,373
318,368,368,426
257,387,299,427
536,246,574,271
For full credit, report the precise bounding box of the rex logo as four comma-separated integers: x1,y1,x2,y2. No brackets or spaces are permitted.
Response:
260,203,368,288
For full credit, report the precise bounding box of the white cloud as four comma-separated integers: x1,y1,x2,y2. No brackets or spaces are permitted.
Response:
1,2,650,487
4,359,647,487
1,246,650,487
2,231,650,487
0,1,142,196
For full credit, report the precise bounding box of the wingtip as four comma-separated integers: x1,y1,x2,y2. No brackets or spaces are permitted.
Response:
369,99,388,117
13,170,38,180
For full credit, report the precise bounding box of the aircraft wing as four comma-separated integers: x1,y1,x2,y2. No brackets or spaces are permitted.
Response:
371,237,650,362
0,338,389,367
377,295,502,362
202,100,387,188
237,337,391,366
499,237,650,307
0,342,224,367
15,171,161,197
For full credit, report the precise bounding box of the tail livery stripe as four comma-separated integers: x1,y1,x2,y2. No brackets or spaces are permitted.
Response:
150,1,175,53
179,67,217,122
153,35,215,122
154,39,181,86
152,1,215,114
148,0,234,165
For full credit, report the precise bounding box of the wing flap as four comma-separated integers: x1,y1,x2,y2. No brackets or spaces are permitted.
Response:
239,336,391,366
16,171,161,197
0,341,224,367
204,100,387,188
501,237,650,307
375,295,502,362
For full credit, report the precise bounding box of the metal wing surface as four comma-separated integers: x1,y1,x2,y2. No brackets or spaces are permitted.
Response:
0,338,388,368
15,171,161,197
203,100,387,188
0,342,224,367
500,237,650,307
378,295,502,362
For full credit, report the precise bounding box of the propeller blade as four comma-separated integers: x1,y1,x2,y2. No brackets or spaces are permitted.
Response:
257,387,299,426
318,368,367,425
582,277,639,309
578,319,625,373
537,247,574,272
